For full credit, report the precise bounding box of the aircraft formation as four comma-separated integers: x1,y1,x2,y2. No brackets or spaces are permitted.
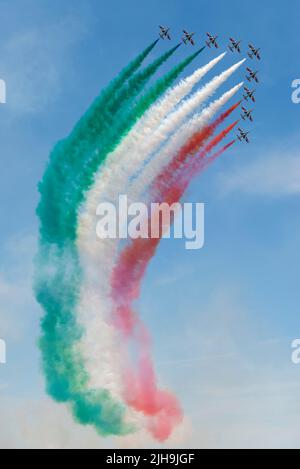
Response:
159,26,262,144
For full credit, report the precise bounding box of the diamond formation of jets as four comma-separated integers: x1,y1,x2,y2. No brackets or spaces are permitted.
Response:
159,25,171,40
206,33,219,48
228,37,241,53
182,30,195,45
237,128,250,143
157,26,262,144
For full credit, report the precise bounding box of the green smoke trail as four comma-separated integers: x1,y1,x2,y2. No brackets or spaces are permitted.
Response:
36,242,132,436
35,46,204,436
47,39,159,173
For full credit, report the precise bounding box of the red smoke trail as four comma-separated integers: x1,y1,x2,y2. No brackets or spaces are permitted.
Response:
123,323,183,441
111,196,183,440
110,118,238,441
176,122,238,193
206,140,236,167
153,101,241,195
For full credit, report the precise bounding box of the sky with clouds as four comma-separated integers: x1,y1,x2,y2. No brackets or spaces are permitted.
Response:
0,0,300,449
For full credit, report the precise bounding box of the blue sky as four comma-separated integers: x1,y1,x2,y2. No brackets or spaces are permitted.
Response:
0,0,300,448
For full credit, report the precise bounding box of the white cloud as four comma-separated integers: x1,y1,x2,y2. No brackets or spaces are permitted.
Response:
218,150,300,197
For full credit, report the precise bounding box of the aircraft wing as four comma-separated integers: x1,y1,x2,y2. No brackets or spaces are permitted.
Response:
190,38,195,45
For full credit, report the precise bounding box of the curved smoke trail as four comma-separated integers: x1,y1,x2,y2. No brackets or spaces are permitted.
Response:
78,52,224,232
76,59,229,430
35,43,203,437
76,78,243,439
77,52,223,230
78,65,243,264
75,64,241,412
35,33,245,440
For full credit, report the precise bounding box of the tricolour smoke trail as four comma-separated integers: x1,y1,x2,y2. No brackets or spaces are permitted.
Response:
72,50,207,403
75,55,229,406
78,64,243,266
78,52,224,239
83,60,243,215
36,45,205,437
75,76,243,438
78,53,224,253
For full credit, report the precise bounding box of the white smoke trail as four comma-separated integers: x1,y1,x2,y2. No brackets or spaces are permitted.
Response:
130,52,226,143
